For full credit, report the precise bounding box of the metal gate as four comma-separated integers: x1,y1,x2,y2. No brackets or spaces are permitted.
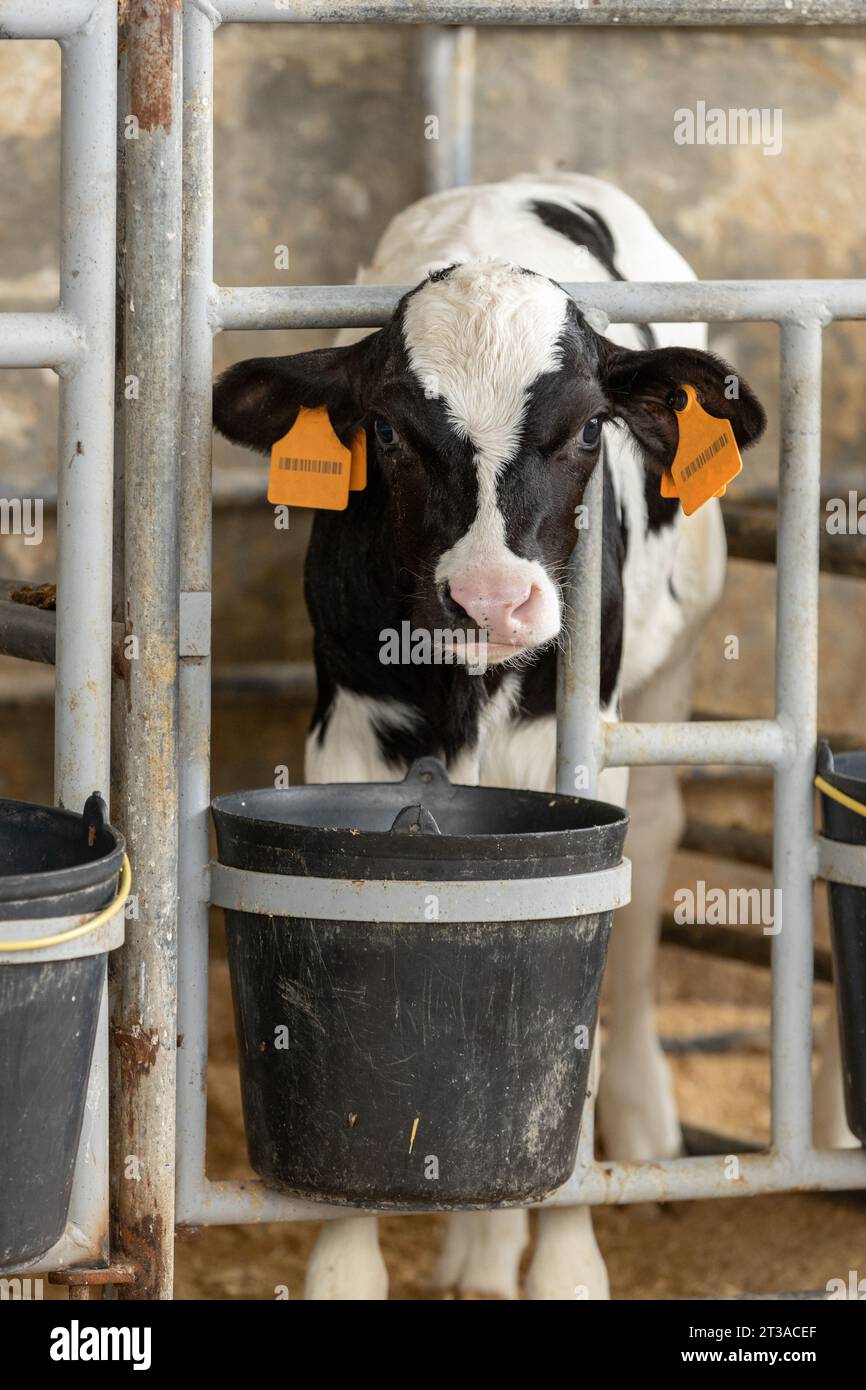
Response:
2,0,866,1300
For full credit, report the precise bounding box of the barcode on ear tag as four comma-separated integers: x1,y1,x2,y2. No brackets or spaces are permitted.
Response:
668,384,743,517
268,406,351,510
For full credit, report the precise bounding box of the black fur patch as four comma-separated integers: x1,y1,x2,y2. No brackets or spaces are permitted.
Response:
529,199,656,351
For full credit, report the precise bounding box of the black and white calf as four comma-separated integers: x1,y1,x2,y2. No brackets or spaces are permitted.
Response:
214,173,770,1299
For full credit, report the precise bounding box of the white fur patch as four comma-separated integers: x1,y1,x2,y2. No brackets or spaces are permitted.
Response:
305,689,421,784
402,259,568,472
402,263,570,655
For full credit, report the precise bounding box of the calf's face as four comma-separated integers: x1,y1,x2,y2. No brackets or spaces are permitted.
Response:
214,260,765,665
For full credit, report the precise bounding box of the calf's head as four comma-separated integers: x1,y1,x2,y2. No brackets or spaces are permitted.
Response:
214,260,765,664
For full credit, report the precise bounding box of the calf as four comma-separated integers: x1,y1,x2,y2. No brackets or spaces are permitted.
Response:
214,173,767,1299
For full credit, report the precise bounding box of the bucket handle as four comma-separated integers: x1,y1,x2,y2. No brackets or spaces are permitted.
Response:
401,756,452,789
0,854,131,954
814,776,866,822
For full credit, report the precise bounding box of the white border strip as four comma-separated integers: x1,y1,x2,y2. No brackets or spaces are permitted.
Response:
815,835,866,889
209,858,631,923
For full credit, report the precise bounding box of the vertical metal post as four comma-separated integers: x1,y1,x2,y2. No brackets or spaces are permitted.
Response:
111,0,183,1300
53,0,118,1268
452,26,476,188
556,460,604,1172
55,6,117,809
556,464,604,798
417,26,476,195
771,321,823,1158
175,0,215,1224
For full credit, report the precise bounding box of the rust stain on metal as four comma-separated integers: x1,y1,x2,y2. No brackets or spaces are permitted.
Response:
111,621,133,705
129,1,181,134
114,1214,166,1301
112,1020,160,1111
10,583,56,610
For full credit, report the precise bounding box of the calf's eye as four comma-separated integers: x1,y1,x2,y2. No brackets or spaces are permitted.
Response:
577,416,603,449
374,418,399,447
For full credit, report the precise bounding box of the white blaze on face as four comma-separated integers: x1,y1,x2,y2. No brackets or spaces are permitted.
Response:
402,261,570,658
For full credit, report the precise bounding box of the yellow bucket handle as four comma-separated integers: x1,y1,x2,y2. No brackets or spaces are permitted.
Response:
0,854,131,954
815,775,866,822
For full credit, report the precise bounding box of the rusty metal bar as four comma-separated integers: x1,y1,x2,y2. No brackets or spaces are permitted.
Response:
110,0,183,1301
215,0,866,26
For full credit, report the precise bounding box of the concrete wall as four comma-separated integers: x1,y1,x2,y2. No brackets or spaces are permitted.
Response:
1,22,865,789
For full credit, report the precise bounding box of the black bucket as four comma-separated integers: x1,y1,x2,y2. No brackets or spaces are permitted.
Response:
211,757,629,1209
0,793,125,1271
817,743,866,1144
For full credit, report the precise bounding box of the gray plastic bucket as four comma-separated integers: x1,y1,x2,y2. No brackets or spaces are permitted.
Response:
0,793,125,1271
817,743,866,1144
211,757,630,1210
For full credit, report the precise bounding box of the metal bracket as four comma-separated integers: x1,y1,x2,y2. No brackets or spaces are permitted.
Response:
209,857,631,923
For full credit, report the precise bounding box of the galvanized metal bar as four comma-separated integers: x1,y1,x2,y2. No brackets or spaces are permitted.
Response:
55,2,117,811
0,600,56,665
175,0,216,1229
0,312,83,369
552,1145,866,1208
557,467,603,796
179,1142,866,1228
214,0,866,26
0,1,99,40
556,459,604,1180
213,280,866,331
42,0,118,1277
452,27,475,187
111,0,183,1302
604,718,791,768
770,322,823,1159
417,26,475,194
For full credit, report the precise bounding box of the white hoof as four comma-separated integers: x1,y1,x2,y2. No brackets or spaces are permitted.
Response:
598,1037,682,1162
430,1210,529,1299
813,1081,860,1150
525,1206,609,1301
304,1216,388,1300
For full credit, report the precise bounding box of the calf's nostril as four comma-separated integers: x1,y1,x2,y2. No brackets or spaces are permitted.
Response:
511,586,541,625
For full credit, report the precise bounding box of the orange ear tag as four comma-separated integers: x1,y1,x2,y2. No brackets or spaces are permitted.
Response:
349,428,367,491
659,469,679,500
662,385,742,517
269,406,351,510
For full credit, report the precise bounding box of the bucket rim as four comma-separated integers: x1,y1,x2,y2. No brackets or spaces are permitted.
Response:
0,796,125,906
211,781,629,845
817,748,866,798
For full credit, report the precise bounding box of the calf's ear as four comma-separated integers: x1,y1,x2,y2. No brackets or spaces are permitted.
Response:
600,343,766,473
213,343,367,455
